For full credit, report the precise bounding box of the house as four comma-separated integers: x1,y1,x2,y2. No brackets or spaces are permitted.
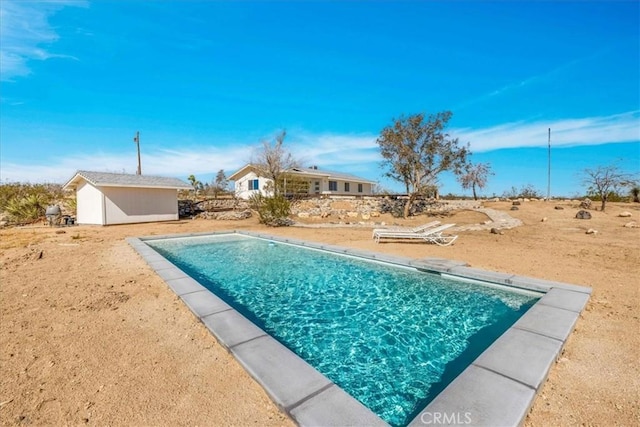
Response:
63,170,191,225
228,164,376,199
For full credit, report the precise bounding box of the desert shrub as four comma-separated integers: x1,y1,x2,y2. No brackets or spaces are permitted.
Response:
586,190,625,203
249,193,292,226
64,197,77,214
5,193,48,223
630,186,640,203
0,183,65,224
502,184,542,199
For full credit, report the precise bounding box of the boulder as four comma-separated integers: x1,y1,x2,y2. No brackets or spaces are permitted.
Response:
586,228,598,234
490,227,503,235
576,210,592,219
554,206,564,210
579,198,592,209
624,221,637,228
619,211,632,218
510,206,519,211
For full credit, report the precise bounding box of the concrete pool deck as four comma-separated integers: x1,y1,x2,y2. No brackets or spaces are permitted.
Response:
127,230,591,427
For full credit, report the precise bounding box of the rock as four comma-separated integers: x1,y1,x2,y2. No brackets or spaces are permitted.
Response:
554,206,564,210
624,221,637,228
297,212,310,218
576,210,592,219
361,213,370,220
541,217,548,222
490,227,503,235
586,228,598,234
346,211,359,218
619,211,632,217
512,201,521,206
55,230,66,234
208,210,252,220
579,198,592,209
510,206,519,210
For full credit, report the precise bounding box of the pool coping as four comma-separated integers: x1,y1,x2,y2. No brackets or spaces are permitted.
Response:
127,230,591,427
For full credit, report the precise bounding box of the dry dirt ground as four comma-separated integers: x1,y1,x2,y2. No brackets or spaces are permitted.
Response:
1,200,638,426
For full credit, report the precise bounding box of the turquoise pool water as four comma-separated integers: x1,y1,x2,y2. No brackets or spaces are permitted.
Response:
147,234,539,426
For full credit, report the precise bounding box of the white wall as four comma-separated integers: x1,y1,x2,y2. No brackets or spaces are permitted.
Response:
318,179,373,196
102,187,178,225
234,171,272,200
76,181,104,225
234,172,373,199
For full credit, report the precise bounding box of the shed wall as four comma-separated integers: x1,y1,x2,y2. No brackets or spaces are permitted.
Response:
102,187,178,225
76,181,105,225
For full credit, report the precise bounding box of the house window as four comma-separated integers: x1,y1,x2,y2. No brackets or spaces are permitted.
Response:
329,181,337,191
358,183,363,193
249,179,259,190
314,181,320,192
344,182,350,192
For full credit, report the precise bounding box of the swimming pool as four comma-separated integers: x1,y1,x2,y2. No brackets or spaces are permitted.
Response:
146,233,538,425
129,231,591,426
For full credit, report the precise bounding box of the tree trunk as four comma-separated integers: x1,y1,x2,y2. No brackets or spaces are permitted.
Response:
600,197,606,211
403,196,413,219
472,184,478,201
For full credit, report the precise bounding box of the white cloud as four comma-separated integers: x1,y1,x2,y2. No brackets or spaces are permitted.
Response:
288,131,380,167
1,111,638,184
455,111,640,151
0,0,85,81
0,146,251,184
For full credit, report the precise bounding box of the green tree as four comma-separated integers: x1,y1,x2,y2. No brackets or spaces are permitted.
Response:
377,111,469,218
187,174,203,197
458,162,493,200
582,165,634,211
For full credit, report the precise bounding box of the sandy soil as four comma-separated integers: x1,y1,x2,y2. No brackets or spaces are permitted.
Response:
1,200,638,426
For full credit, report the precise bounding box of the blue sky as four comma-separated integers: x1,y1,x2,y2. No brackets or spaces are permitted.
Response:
1,0,638,197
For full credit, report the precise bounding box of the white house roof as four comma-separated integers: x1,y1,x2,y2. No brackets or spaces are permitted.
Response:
63,170,192,190
229,163,376,184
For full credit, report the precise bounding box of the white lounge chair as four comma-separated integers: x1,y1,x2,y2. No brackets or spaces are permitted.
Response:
371,220,441,238
373,223,458,246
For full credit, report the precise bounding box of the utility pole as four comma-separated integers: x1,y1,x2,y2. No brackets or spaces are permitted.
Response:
133,131,142,175
547,128,551,200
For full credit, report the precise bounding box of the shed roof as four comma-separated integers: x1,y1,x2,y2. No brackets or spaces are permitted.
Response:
63,170,192,190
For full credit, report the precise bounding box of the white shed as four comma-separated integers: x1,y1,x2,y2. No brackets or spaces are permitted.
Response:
63,170,191,225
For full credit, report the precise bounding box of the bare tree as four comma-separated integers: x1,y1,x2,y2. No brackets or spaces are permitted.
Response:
582,164,634,211
252,130,299,196
631,185,640,203
459,162,493,200
377,111,469,218
213,169,228,199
